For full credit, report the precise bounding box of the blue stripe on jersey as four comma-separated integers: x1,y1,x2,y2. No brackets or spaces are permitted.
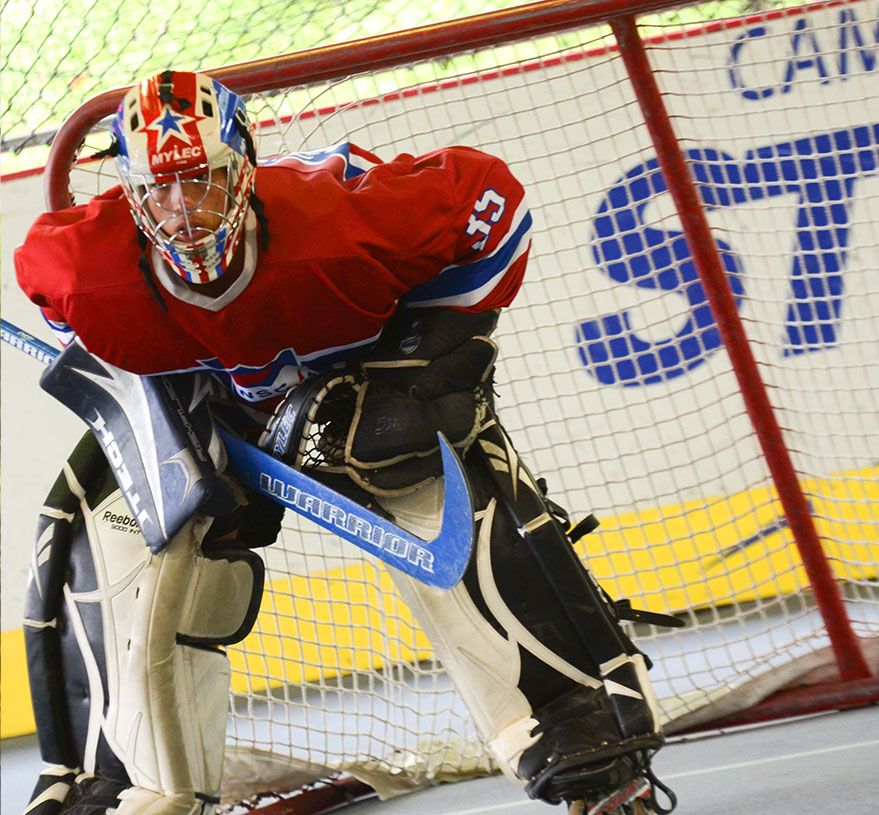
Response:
259,141,366,180
207,330,383,403
298,332,383,369
42,312,75,346
196,329,382,378
402,209,532,306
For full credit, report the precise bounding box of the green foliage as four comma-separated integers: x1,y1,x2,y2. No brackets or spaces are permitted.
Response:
1,0,803,171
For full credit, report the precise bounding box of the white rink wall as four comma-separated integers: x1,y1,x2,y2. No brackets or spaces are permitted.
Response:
2,174,86,627
1,0,878,733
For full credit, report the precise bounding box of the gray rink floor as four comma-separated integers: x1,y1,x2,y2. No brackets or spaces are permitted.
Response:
2,704,878,814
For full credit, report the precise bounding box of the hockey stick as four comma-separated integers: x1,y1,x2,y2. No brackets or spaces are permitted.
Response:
1,318,475,589
1,319,59,365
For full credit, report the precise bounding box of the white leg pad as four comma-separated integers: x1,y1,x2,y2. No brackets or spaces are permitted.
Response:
101,786,207,815
381,483,546,783
67,487,257,806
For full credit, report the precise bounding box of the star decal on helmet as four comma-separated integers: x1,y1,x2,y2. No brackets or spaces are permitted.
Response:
146,106,195,150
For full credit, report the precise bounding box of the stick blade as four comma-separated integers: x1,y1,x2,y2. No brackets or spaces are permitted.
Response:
221,430,474,589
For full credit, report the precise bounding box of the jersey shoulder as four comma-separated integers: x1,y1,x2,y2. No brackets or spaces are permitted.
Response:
256,142,518,260
15,187,143,302
256,141,382,182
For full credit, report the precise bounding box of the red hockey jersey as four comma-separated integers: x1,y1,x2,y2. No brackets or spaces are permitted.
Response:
16,142,531,404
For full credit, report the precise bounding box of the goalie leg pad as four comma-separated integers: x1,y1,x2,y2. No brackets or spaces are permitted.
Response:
379,483,536,782
380,415,664,804
24,433,265,813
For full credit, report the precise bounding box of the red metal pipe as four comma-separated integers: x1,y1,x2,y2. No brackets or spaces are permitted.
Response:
45,88,124,210
233,776,377,814
672,677,879,734
207,0,683,93
46,0,685,210
42,0,874,682
610,14,871,681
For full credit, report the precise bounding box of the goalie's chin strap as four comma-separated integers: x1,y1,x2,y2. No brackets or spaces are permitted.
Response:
136,229,169,312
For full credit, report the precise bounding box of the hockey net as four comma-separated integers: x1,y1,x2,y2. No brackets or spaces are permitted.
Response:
41,0,878,808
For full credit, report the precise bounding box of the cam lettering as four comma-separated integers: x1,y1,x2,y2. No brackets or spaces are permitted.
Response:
260,472,435,572
580,123,879,386
728,9,878,100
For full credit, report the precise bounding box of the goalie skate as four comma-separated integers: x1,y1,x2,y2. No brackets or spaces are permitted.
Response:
571,777,653,815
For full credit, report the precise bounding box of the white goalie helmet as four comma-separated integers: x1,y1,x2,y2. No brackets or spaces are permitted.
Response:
112,70,257,283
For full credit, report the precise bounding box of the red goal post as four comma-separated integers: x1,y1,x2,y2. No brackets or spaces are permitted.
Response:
42,0,878,809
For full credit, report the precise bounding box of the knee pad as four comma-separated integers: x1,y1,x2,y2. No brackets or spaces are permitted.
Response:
24,432,265,812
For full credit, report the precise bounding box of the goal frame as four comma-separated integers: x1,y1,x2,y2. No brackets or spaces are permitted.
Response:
38,0,878,799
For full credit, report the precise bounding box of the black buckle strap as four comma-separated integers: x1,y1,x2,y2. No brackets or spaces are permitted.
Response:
614,598,686,629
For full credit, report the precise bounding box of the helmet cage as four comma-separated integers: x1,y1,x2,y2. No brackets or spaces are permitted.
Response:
112,72,257,284
125,151,254,283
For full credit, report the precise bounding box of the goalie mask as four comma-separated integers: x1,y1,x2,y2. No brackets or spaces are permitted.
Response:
112,70,257,283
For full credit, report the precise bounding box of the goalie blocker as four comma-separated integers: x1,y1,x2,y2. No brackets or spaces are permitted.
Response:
262,307,678,811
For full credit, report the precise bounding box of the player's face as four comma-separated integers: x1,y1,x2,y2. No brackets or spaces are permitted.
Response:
145,167,230,241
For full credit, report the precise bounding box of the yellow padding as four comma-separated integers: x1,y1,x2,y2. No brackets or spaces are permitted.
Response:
229,562,433,693
1,629,34,738
574,466,879,614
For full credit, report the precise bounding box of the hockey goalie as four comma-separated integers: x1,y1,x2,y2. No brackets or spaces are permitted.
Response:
15,71,676,815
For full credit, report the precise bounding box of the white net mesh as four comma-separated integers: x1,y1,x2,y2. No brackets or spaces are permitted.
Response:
55,0,878,804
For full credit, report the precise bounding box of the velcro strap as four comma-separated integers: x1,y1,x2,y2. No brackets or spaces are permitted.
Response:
364,335,497,400
178,543,265,646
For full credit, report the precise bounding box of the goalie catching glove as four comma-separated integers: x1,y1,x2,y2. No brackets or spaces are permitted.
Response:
261,308,499,496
